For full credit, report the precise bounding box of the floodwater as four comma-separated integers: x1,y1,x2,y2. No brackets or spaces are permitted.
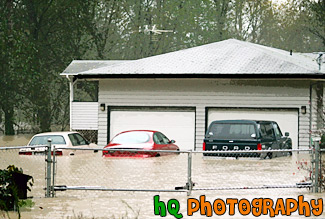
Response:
1,135,324,218
0,134,33,146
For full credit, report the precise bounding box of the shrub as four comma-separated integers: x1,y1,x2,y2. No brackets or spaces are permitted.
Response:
0,165,33,218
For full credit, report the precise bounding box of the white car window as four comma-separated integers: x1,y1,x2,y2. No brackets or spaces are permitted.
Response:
29,135,66,145
68,133,88,146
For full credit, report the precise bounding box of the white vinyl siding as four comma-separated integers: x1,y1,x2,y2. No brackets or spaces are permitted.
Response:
71,102,98,130
98,79,311,149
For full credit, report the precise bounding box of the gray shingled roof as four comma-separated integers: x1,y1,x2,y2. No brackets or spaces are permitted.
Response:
62,60,128,74
61,39,325,76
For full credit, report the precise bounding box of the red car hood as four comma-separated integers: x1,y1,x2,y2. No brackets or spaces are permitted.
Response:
105,143,153,149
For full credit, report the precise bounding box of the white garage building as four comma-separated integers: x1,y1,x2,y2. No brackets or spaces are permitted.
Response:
61,39,325,150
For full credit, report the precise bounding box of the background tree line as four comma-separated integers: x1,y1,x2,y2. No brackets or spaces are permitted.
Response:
0,0,324,135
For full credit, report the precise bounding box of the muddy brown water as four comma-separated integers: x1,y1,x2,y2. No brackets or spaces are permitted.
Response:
1,135,324,218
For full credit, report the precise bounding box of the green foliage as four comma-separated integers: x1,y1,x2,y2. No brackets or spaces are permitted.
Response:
0,165,33,218
18,199,35,210
320,134,325,149
0,0,28,135
309,0,325,47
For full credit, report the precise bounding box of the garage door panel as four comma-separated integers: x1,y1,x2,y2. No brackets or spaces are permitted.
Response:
208,109,298,149
110,111,195,150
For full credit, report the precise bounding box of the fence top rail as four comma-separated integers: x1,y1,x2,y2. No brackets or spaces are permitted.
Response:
53,185,187,193
193,183,313,191
195,149,312,153
0,145,314,154
56,147,187,153
53,147,312,154
0,145,48,150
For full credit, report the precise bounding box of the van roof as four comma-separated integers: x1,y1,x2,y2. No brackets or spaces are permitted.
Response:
210,120,274,124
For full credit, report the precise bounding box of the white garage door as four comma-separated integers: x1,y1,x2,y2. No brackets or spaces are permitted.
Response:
110,109,195,150
208,108,299,149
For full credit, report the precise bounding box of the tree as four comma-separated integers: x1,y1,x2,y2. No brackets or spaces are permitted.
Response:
309,0,325,47
84,0,125,60
0,0,31,135
19,0,94,132
272,0,323,52
228,0,274,42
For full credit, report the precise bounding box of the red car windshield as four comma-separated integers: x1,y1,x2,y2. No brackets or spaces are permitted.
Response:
111,132,151,144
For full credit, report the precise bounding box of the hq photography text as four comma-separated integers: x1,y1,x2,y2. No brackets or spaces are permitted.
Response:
153,195,323,218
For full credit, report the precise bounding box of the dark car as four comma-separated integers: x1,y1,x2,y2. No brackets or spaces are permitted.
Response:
203,120,292,159
103,130,179,158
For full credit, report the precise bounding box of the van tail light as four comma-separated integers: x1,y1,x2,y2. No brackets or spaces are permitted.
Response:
257,143,262,150
203,142,206,151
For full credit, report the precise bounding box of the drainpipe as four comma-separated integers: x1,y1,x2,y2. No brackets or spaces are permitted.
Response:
66,75,77,131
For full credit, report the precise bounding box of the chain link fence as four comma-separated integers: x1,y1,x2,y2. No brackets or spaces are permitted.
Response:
1,144,323,199
192,151,311,192
53,149,188,193
49,147,319,197
0,146,47,198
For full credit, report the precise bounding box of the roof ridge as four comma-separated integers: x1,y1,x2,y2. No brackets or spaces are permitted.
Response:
233,40,320,73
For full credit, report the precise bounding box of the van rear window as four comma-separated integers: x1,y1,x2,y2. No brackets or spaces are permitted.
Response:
208,123,256,139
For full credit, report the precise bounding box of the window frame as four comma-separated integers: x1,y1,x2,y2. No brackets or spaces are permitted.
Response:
153,132,170,145
259,122,276,140
68,133,88,146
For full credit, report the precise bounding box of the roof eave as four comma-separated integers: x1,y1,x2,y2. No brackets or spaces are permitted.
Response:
61,73,325,80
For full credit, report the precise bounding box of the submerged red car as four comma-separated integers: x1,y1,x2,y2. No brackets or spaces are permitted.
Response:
102,130,179,158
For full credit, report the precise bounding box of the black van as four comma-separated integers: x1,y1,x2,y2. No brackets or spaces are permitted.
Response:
203,120,292,158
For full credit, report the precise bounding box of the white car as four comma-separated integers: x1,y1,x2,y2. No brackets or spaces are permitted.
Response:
19,131,99,156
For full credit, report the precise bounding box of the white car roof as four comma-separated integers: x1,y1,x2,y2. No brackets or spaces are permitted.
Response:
32,131,78,137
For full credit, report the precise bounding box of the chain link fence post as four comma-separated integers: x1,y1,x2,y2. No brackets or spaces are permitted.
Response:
187,150,193,196
314,140,320,193
46,139,52,197
311,141,315,192
52,146,56,197
320,149,323,193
